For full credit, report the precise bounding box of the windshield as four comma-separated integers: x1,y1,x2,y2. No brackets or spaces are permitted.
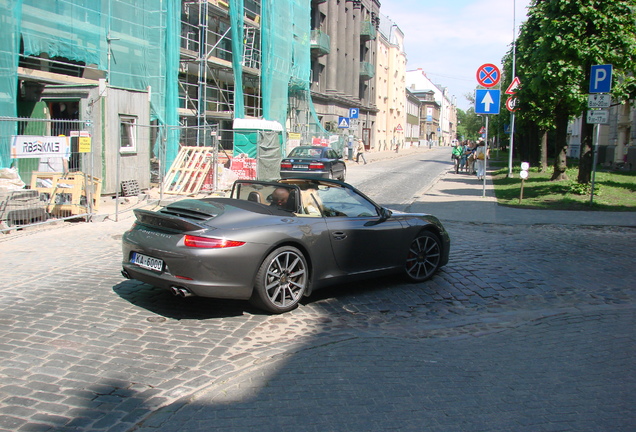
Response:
288,147,323,158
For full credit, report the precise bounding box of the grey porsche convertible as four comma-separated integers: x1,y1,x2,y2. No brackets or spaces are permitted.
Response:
121,178,450,313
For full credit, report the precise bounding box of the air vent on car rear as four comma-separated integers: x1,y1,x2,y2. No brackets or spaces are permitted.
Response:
159,199,223,221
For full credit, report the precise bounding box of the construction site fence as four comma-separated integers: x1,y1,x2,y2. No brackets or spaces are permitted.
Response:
0,117,234,233
0,116,98,233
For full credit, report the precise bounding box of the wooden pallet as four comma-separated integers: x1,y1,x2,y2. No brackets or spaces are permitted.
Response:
31,171,102,215
162,146,214,195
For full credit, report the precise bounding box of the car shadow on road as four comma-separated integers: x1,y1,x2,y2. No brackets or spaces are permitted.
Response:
112,280,253,319
303,273,407,305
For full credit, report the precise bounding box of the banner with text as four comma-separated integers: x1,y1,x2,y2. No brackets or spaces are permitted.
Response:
10,136,71,159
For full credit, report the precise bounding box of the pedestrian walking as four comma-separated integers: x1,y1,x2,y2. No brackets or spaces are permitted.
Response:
355,139,367,164
465,141,477,174
451,143,463,173
474,140,489,180
459,141,470,172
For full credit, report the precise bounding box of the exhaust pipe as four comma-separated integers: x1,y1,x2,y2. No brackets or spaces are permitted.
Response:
121,269,131,279
170,286,193,298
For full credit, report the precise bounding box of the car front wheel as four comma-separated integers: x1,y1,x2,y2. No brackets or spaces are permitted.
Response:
404,231,442,282
250,246,308,313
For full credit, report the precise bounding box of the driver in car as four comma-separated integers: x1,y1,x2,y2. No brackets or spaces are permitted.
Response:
270,188,290,208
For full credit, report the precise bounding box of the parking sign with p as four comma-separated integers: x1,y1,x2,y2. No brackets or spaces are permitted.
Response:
589,64,613,94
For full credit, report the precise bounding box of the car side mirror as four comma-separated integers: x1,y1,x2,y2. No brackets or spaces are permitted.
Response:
379,207,392,222
365,207,392,226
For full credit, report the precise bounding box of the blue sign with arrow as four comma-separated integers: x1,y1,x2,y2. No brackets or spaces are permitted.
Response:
338,117,350,128
475,89,500,114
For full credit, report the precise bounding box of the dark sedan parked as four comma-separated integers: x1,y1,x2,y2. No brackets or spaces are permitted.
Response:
122,178,450,313
280,146,346,181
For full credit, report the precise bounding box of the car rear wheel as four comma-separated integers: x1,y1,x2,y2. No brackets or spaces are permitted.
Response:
405,231,442,282
250,246,308,313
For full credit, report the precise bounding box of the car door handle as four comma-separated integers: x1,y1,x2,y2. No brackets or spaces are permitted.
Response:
332,231,347,241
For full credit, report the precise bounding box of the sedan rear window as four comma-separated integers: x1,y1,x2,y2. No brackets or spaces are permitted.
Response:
289,147,322,158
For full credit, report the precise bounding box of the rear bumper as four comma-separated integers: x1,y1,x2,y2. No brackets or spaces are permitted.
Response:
121,262,254,300
280,170,330,179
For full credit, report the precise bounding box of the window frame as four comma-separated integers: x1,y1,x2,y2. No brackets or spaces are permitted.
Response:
119,115,138,154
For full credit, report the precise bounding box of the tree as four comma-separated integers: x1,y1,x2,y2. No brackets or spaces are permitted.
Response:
456,107,483,142
575,1,636,183
511,0,636,182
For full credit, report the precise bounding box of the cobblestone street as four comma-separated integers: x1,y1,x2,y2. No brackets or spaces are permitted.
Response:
0,217,634,431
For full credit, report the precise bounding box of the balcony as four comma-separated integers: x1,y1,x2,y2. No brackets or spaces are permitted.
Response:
360,61,374,81
310,30,331,56
360,20,376,42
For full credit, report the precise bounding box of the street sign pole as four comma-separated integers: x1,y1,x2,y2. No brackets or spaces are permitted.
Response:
508,112,515,177
587,64,613,205
590,123,601,205
483,116,489,197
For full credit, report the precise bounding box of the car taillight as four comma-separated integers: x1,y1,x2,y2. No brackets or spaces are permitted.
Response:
309,162,324,170
124,222,138,234
184,235,245,248
281,162,293,169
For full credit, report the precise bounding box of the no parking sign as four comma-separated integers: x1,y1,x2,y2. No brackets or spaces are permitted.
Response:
476,63,501,88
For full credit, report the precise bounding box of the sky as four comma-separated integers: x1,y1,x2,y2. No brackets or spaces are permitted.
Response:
379,0,533,111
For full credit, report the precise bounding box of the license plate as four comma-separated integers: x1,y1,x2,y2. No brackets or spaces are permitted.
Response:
131,252,164,272
292,164,305,169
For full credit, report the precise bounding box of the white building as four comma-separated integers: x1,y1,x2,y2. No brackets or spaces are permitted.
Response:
406,69,456,146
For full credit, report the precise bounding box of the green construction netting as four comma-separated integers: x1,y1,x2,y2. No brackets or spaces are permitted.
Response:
244,0,334,154
0,0,338,171
0,0,180,169
0,0,21,169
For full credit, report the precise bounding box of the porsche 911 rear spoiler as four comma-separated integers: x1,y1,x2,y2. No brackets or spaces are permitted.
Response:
133,209,207,233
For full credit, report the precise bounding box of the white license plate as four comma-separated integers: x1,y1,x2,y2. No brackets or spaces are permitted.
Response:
131,252,164,272
292,165,305,169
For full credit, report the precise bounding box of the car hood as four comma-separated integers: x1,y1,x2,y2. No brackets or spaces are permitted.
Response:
389,209,445,228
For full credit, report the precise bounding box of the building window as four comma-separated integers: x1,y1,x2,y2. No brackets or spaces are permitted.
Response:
120,115,137,153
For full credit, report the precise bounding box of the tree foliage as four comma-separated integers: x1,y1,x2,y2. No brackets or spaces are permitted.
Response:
456,107,483,142
508,0,636,181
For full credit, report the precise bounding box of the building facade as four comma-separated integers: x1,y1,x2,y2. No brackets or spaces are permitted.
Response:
309,0,380,150
375,13,406,152
406,88,421,147
567,101,636,168
1,0,455,202
406,69,457,146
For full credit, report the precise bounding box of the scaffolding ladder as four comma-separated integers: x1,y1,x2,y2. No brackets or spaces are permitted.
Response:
243,26,257,69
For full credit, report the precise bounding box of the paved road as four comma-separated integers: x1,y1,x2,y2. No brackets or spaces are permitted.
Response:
0,151,634,431
346,147,449,208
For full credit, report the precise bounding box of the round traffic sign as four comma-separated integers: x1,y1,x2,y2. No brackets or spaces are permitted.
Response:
476,63,501,88
506,97,518,112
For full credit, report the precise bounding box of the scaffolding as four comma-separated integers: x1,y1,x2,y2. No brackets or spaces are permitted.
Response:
0,0,334,175
179,0,262,150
